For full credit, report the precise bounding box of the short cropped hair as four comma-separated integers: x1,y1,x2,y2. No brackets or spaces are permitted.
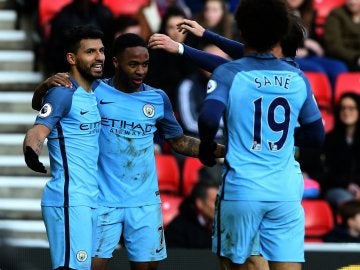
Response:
63,24,104,53
235,0,290,52
281,14,306,58
190,168,220,201
112,33,148,58
339,200,360,227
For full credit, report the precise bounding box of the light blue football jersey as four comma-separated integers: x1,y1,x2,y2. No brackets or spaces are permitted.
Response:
95,80,183,207
206,53,322,201
35,78,101,207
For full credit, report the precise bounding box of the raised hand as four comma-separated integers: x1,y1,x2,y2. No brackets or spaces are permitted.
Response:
148,33,180,54
177,19,205,37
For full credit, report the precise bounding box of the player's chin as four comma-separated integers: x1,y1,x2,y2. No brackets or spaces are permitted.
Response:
90,67,103,78
132,79,143,87
92,71,103,78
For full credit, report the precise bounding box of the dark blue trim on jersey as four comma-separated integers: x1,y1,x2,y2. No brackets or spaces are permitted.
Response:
198,99,225,143
216,196,222,256
217,160,230,256
294,118,325,147
91,78,102,90
56,124,71,267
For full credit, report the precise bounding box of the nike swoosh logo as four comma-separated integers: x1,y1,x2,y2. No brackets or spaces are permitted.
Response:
80,110,88,115
100,99,115,104
155,247,164,253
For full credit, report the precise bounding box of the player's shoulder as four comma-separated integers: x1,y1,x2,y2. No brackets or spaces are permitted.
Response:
47,85,75,100
142,83,166,95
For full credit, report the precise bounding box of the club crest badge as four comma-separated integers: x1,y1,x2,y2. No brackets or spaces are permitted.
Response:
76,250,88,262
207,79,217,94
38,103,52,118
143,104,155,118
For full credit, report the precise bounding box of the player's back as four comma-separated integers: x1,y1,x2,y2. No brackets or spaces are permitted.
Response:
212,54,312,201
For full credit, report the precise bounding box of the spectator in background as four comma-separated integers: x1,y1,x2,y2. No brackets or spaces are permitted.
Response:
323,0,360,71
165,168,220,249
188,0,239,48
44,0,115,77
286,0,348,88
321,92,360,210
146,6,195,114
323,200,360,243
155,0,192,17
113,15,142,38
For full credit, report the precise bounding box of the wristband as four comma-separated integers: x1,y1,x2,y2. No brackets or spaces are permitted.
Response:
178,43,184,55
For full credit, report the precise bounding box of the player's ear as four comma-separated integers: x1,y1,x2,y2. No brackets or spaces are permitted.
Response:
112,56,118,68
66,53,76,65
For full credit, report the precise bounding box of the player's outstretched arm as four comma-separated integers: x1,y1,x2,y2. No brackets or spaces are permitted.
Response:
177,19,205,37
32,73,72,111
149,33,228,72
23,125,50,173
167,135,225,159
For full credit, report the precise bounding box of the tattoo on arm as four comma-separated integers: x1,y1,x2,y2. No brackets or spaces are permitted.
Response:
169,135,200,157
214,144,225,158
169,135,226,158
23,126,49,155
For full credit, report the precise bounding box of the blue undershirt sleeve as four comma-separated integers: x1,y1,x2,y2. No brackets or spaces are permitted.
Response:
198,99,225,143
203,30,244,59
294,118,325,147
183,44,229,72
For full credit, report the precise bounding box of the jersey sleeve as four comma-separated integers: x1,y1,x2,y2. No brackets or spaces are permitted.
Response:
198,64,233,143
298,73,323,125
35,87,74,130
156,90,183,139
205,64,235,105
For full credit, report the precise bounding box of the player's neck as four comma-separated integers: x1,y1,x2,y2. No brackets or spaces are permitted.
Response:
70,71,92,92
113,76,141,93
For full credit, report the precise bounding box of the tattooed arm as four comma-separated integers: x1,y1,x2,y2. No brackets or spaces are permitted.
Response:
23,124,50,173
167,135,225,159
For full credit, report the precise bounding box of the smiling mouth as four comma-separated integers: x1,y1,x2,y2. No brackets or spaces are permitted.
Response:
92,63,103,72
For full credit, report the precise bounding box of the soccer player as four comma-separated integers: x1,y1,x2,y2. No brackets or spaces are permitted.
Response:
23,25,105,269
148,14,307,270
197,0,325,269
32,33,225,270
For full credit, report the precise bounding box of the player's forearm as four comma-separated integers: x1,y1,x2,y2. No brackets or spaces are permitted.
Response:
168,135,225,158
169,135,200,157
183,44,228,72
203,30,244,59
23,127,48,155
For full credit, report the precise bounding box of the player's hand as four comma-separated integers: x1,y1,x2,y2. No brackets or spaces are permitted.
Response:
24,146,47,173
177,19,205,37
199,141,217,167
45,72,72,88
148,34,180,54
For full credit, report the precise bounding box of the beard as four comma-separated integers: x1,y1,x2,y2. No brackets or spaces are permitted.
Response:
77,62,103,82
